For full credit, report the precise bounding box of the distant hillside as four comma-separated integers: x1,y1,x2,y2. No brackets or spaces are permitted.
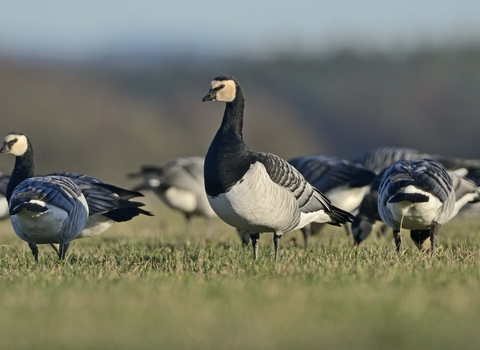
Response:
83,46,480,160
1,47,479,185
0,61,182,185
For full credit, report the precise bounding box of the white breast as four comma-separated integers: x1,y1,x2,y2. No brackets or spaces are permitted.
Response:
208,162,299,233
386,186,443,229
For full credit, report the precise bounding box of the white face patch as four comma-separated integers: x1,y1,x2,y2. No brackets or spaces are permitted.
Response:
3,134,29,157
211,79,236,102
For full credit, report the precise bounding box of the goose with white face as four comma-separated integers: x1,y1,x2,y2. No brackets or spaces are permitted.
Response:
201,75,355,260
0,133,29,157
202,79,237,102
1,131,153,261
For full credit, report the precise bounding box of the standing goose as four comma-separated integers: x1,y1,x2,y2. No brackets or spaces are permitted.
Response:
0,133,89,261
377,158,457,252
202,75,354,259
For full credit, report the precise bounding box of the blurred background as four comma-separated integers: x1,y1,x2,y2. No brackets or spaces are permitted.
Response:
1,0,480,186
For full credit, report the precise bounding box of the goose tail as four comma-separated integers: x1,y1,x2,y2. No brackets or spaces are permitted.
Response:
327,205,355,226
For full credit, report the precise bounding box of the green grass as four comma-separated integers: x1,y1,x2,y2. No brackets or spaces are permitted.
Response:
0,207,479,350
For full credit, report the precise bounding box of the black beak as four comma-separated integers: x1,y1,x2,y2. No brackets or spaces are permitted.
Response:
202,91,216,102
0,144,8,154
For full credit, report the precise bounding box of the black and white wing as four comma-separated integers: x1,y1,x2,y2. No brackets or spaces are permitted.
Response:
258,152,354,225
53,172,153,222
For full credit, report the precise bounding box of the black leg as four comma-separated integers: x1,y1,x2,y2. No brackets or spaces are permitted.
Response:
430,222,441,253
49,243,60,255
250,233,260,260
28,242,39,262
58,242,70,260
273,233,281,261
393,229,402,252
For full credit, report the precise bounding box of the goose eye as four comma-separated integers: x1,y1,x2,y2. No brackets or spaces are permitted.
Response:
213,84,225,91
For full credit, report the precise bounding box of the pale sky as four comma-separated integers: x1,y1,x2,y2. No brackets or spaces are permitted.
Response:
1,0,479,59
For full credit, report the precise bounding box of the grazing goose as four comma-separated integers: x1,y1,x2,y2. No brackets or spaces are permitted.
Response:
353,158,480,246
288,155,375,245
396,169,479,250
377,158,457,252
0,173,9,220
0,133,89,261
202,75,354,260
351,146,433,244
128,157,216,234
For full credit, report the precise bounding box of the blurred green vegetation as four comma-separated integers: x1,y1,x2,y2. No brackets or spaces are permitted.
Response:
1,47,479,186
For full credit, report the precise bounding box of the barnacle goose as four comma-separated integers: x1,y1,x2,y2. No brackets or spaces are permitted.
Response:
352,150,480,246
128,157,216,233
0,133,89,261
350,147,433,245
353,171,480,247
288,155,375,245
1,133,153,261
0,173,9,220
0,172,152,238
377,158,478,252
202,75,354,260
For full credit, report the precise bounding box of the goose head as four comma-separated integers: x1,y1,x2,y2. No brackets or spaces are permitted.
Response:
0,133,29,157
202,75,238,102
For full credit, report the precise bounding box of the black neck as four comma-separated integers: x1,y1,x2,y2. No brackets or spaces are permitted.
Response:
6,146,35,202
219,89,245,140
209,86,247,155
205,86,256,196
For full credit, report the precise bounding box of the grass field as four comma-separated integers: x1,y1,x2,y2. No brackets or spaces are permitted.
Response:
0,204,479,350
